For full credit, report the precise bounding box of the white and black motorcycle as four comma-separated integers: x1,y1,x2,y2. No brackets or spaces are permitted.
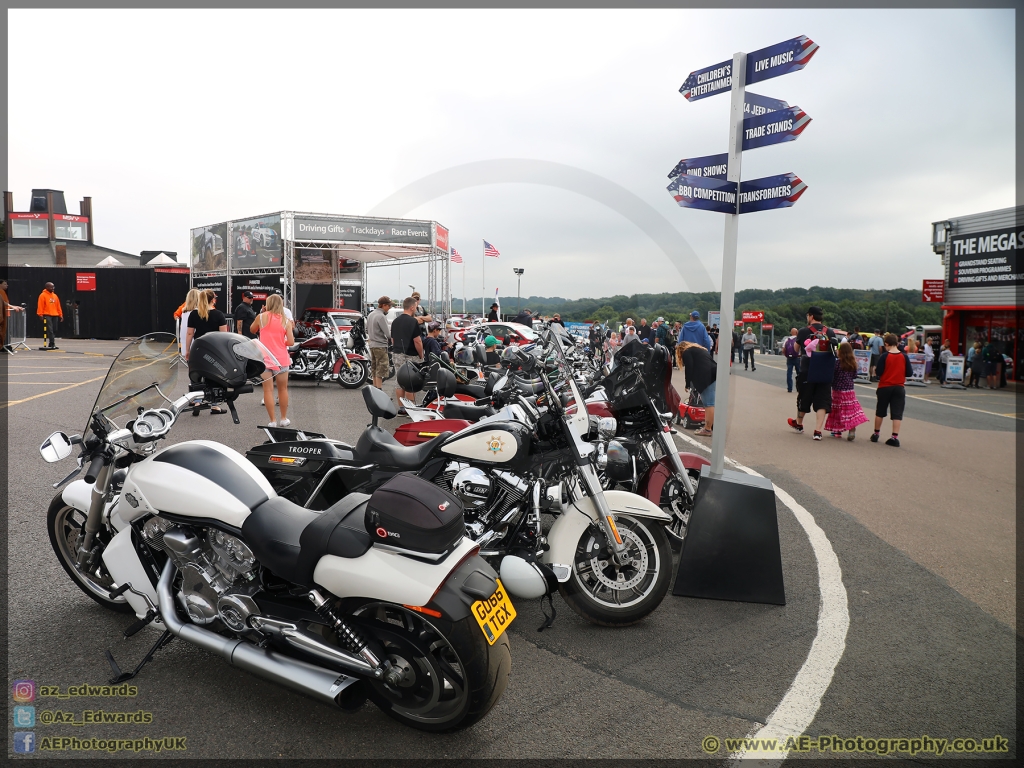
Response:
39,332,511,732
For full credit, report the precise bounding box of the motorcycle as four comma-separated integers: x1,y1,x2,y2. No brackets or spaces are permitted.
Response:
40,332,511,731
249,329,675,627
584,338,709,545
289,315,368,389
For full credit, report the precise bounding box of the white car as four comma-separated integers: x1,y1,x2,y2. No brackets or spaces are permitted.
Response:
250,225,277,249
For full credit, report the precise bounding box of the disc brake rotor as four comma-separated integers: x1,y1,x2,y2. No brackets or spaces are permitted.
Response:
586,527,649,591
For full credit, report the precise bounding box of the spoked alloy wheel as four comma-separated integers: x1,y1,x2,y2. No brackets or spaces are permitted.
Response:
46,494,132,613
661,469,701,550
336,360,368,389
351,603,509,732
559,515,672,626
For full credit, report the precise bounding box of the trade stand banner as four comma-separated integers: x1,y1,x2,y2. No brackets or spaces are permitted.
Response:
193,275,228,305
337,285,362,310
947,225,1024,287
563,322,591,341
190,224,227,271
853,349,871,379
906,352,927,387
231,274,283,309
228,214,282,268
293,216,432,245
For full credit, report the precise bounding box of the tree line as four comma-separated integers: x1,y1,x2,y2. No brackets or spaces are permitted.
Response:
477,286,941,334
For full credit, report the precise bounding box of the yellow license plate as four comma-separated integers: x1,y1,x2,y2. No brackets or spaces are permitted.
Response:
471,579,516,645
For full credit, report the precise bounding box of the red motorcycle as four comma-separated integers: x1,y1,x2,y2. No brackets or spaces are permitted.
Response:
288,329,369,389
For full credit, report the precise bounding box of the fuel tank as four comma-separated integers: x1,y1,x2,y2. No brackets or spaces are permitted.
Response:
300,335,328,350
586,401,615,420
439,419,532,471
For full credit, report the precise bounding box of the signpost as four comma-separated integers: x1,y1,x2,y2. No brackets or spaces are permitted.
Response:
922,279,945,303
906,352,928,387
670,36,817,607
943,355,966,389
708,310,721,328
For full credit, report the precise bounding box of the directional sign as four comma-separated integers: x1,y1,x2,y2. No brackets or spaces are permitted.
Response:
668,152,729,181
762,324,774,330
922,279,945,303
747,35,819,86
733,320,743,327
742,106,811,151
739,173,807,214
666,175,737,214
680,36,817,101
744,92,789,116
742,311,764,322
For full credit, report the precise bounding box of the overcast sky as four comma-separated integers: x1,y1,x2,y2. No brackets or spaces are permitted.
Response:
8,8,1016,303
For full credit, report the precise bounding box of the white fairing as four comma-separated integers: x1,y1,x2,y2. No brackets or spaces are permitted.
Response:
441,427,521,463
102,527,160,620
313,537,479,606
120,440,275,528
543,490,670,567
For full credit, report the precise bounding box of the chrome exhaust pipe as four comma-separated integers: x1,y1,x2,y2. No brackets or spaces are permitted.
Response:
157,561,360,706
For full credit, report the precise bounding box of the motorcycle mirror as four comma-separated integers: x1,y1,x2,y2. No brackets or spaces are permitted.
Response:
40,431,74,463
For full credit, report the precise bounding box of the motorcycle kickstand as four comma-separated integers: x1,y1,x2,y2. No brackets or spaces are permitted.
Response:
104,627,174,685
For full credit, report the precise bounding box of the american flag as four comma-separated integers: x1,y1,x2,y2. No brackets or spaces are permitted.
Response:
450,247,462,264
483,240,500,258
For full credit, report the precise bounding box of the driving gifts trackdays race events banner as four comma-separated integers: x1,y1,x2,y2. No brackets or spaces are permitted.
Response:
947,226,1024,287
293,217,432,245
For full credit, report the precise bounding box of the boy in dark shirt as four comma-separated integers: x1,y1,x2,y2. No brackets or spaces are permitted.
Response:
872,333,913,447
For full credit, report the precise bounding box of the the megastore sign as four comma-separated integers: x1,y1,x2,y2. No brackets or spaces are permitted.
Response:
293,216,432,245
948,225,1024,287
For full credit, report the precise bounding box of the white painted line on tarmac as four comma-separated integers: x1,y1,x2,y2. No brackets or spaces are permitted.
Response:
674,431,850,765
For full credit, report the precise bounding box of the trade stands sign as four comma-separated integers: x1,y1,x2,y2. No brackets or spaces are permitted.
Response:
294,217,432,245
947,226,1024,287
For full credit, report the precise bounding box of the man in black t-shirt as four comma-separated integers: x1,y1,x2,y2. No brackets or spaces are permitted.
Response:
788,305,837,439
390,297,423,414
233,291,257,339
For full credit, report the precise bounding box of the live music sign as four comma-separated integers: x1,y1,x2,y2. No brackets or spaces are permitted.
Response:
922,279,944,303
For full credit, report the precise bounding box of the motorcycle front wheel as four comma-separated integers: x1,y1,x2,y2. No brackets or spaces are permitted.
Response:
336,360,368,389
350,603,510,732
559,515,672,627
47,494,133,614
661,468,702,550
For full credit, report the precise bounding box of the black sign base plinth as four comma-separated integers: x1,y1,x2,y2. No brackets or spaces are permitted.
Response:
673,465,785,605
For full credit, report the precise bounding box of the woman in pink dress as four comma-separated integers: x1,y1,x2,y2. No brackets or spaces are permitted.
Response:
825,341,868,440
251,294,294,427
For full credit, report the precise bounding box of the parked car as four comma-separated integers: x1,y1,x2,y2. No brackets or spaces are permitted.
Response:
451,321,538,346
294,307,363,339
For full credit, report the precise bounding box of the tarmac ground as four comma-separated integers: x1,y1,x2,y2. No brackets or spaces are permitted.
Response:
3,340,1017,760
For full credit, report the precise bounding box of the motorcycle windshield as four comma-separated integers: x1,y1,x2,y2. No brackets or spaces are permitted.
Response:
543,330,589,439
85,332,180,440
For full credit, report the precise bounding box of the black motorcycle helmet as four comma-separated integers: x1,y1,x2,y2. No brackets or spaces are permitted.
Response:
396,361,425,393
604,440,632,482
188,332,268,388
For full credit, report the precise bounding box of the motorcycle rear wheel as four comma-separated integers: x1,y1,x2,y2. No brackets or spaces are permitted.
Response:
661,469,701,550
47,494,133,614
559,515,672,627
336,361,368,389
351,603,510,732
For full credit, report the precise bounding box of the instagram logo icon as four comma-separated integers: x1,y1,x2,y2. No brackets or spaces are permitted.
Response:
12,680,35,703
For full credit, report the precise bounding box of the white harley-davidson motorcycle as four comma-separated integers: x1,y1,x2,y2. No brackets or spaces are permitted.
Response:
39,332,511,732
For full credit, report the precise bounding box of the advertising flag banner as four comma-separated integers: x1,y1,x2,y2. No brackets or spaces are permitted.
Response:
922,279,945,302
741,106,811,151
745,35,819,85
436,225,449,252
679,36,817,102
666,175,737,214
739,173,807,214
668,153,729,181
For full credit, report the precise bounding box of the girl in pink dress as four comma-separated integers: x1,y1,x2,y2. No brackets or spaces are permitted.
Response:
251,294,294,427
825,341,868,440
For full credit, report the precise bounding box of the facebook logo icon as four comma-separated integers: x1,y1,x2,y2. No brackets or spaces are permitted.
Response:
13,731,36,753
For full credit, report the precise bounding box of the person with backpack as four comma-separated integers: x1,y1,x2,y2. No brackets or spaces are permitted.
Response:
787,306,837,441
825,342,868,440
871,333,913,446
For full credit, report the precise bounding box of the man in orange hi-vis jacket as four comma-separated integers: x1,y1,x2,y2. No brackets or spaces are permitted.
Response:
37,282,63,350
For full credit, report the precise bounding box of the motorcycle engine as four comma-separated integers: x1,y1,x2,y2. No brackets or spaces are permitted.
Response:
435,462,528,535
142,516,258,629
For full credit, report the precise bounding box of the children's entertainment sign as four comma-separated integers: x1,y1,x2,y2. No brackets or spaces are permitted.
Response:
670,35,817,475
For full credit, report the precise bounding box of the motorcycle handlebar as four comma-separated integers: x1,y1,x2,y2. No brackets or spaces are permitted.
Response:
84,454,107,484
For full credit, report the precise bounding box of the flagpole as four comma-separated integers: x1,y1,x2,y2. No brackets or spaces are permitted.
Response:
482,240,485,317
462,261,466,315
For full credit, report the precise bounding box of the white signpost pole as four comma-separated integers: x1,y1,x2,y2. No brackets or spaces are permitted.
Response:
709,52,747,477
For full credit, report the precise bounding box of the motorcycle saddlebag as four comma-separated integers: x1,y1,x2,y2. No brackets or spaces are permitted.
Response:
366,473,465,554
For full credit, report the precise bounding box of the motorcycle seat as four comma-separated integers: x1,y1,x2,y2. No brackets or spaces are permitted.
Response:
442,402,495,421
455,381,487,398
287,343,301,353
240,492,372,586
353,426,453,471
